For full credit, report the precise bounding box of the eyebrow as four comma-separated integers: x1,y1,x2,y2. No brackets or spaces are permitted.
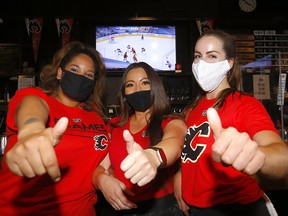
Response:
69,64,95,73
206,50,220,54
194,50,221,56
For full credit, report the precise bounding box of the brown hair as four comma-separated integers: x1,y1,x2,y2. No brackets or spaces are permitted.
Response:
39,41,107,118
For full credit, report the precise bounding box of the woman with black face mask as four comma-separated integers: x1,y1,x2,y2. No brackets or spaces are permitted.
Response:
0,41,110,216
93,62,187,216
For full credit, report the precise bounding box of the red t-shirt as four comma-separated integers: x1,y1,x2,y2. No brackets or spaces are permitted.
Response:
181,92,278,208
0,87,109,216
108,117,177,203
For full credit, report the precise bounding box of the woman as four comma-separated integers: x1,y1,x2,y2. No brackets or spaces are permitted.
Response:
93,62,187,216
174,30,288,216
0,41,110,215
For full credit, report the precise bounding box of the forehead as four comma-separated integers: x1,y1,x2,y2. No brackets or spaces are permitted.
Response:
67,53,95,69
69,53,92,62
195,35,224,53
125,67,148,81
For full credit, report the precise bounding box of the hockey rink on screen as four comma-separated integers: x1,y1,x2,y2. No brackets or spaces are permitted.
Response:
96,34,176,71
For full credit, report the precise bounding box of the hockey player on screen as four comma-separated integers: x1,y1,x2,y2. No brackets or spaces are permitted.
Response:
133,54,138,62
123,52,128,62
166,57,172,69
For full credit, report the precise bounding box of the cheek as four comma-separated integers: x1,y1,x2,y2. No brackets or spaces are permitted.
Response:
140,85,151,91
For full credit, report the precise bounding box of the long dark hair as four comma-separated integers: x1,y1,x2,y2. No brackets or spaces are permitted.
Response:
112,62,183,146
185,29,243,116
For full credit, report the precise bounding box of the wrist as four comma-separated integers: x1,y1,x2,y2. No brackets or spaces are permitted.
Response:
147,146,167,169
18,123,46,140
94,170,110,190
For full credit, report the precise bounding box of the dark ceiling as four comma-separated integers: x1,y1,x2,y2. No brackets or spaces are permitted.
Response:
1,0,288,28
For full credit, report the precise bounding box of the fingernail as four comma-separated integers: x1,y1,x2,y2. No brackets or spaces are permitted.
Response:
54,177,61,183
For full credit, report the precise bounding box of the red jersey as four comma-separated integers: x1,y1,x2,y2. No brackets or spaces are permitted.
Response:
0,88,109,216
181,92,278,208
108,117,177,203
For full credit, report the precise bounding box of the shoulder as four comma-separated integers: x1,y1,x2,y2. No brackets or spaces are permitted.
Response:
13,87,48,100
227,92,261,106
9,87,49,106
162,116,185,129
222,92,268,116
106,116,122,132
109,116,121,125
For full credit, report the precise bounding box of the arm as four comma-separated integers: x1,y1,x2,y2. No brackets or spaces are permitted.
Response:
121,118,187,186
92,154,137,210
254,130,288,178
208,107,288,178
149,119,187,166
5,95,68,181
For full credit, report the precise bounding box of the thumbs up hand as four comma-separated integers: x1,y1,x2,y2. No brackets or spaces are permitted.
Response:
120,130,158,187
207,108,265,175
6,117,68,182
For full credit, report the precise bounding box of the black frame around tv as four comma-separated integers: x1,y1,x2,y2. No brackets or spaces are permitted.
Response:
96,25,176,72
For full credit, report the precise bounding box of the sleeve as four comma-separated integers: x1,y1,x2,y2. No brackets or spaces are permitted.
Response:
6,87,49,135
235,97,278,138
106,116,121,135
161,117,178,130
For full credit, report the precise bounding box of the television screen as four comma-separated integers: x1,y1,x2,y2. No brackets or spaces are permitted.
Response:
96,25,176,71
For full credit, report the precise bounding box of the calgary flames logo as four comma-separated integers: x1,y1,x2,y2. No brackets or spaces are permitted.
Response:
94,134,108,150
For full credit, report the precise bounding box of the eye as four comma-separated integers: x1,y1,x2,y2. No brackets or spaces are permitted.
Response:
125,82,134,88
142,80,150,86
68,67,79,73
208,54,217,59
194,54,201,59
85,71,95,80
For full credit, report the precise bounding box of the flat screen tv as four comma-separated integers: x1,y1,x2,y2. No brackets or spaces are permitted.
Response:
96,25,176,72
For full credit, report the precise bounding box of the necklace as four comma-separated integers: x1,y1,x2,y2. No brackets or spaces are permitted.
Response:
142,130,149,137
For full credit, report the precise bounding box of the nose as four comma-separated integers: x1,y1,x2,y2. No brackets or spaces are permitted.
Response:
136,85,142,92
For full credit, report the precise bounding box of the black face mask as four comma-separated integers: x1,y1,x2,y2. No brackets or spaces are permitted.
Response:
126,90,152,112
60,70,95,101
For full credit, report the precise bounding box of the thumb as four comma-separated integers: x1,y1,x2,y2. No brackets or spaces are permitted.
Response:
121,130,142,172
52,117,68,146
207,107,222,139
123,129,137,153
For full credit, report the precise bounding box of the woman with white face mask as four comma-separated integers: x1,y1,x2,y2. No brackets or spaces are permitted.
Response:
174,30,288,216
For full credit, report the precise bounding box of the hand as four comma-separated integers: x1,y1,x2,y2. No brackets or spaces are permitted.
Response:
120,130,158,186
207,107,265,175
174,171,190,216
98,172,136,210
5,117,68,182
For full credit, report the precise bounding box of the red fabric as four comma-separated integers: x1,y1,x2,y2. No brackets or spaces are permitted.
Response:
109,117,177,202
181,92,278,208
0,87,109,216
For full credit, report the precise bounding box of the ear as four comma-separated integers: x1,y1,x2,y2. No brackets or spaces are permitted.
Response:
56,67,63,80
228,58,234,69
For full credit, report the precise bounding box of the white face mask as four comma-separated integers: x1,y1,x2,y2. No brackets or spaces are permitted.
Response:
192,60,231,92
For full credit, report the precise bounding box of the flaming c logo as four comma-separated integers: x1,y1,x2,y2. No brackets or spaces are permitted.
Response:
59,19,72,33
181,122,209,163
94,134,108,150
29,19,42,33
